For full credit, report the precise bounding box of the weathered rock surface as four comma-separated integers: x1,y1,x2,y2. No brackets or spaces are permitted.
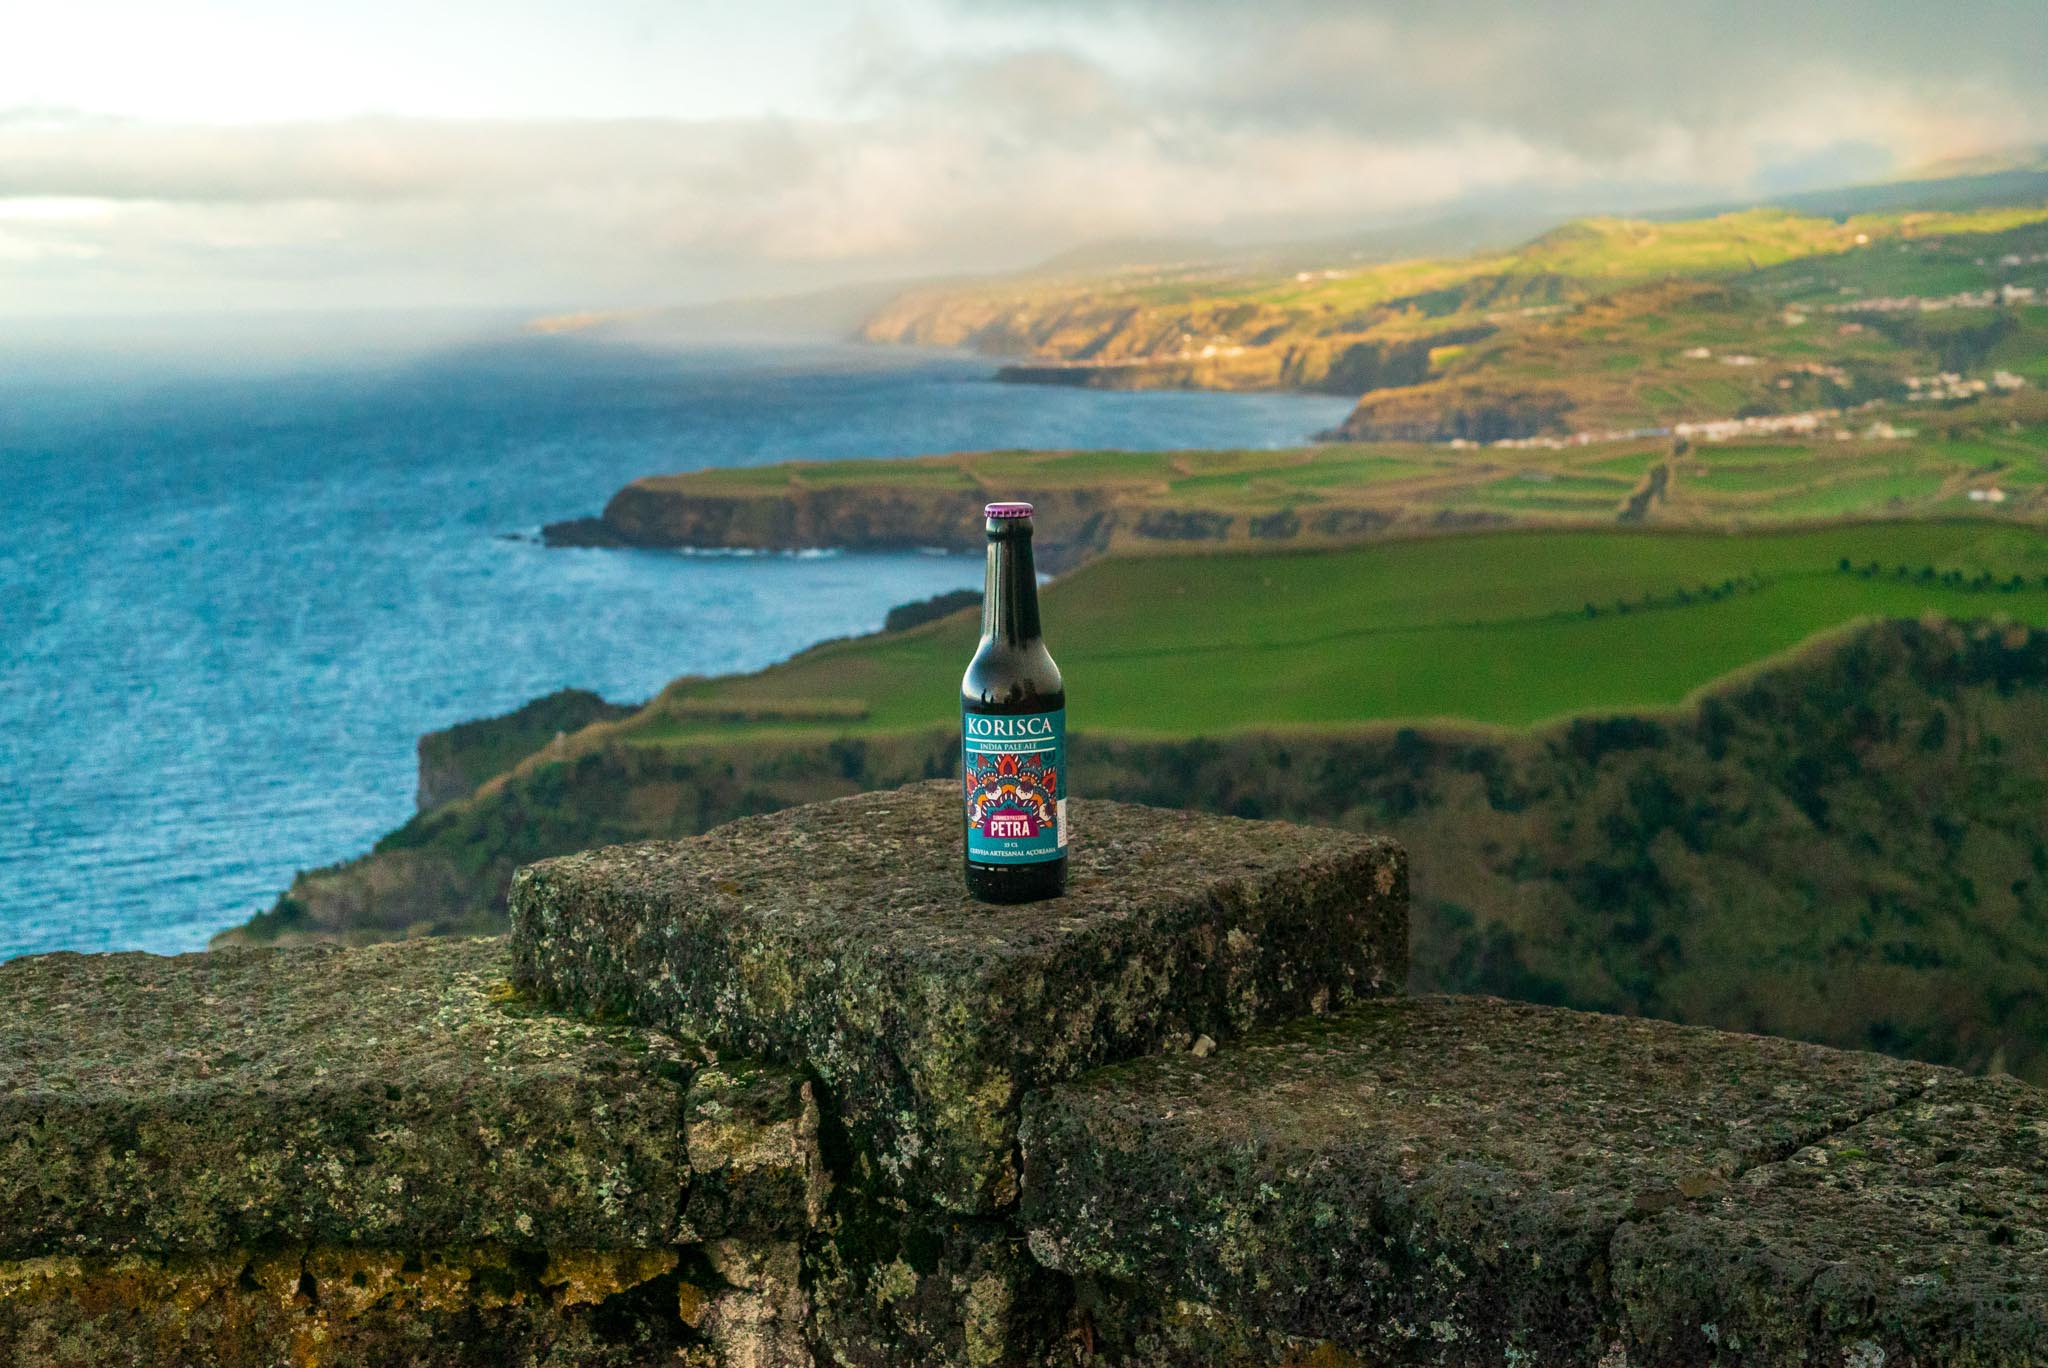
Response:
1021,995,1954,1364
0,936,831,1367
0,1242,697,1368
1617,1071,2048,1365
17,781,2048,1365
681,1060,829,1241
512,780,1408,1213
805,1198,1073,1368
0,937,810,1258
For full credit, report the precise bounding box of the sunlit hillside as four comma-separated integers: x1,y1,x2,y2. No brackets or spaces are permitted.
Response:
862,203,2048,441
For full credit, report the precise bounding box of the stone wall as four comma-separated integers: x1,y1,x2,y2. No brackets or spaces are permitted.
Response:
0,938,820,1366
1024,998,2045,1365
6,783,2045,1365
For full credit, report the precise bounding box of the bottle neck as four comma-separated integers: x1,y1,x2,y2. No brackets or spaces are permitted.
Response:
982,523,1042,646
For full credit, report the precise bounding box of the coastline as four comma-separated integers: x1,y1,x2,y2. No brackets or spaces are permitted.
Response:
9,340,1352,960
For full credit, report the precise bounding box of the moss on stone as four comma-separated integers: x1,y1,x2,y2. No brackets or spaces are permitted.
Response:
804,1184,1074,1368
1615,1072,2048,1364
1072,1277,1373,1368
682,1061,830,1238
0,1241,698,1367
1022,995,1946,1364
697,1239,810,1367
0,938,695,1256
512,781,1407,1214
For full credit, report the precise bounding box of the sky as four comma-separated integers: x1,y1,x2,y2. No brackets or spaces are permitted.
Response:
3,0,2046,320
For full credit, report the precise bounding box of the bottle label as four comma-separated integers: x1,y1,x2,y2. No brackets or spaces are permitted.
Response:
963,707,1066,865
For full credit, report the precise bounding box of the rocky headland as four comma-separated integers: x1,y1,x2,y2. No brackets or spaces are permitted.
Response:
540,471,1468,569
417,687,637,813
548,477,1120,566
532,441,1587,568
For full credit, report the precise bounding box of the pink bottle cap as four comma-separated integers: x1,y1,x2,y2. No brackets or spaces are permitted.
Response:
984,502,1035,519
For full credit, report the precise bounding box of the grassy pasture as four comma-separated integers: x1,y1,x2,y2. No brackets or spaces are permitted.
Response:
603,524,2048,756
629,408,2048,534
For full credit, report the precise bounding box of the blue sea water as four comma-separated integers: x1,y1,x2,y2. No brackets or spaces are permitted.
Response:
0,333,1353,959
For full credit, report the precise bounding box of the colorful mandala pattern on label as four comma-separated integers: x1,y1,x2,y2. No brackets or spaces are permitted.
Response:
963,707,1066,865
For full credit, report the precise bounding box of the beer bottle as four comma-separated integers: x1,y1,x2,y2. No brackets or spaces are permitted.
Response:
961,501,1067,902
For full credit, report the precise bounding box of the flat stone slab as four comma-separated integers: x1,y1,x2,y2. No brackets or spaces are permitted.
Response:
511,780,1407,1213
0,938,815,1257
1616,1072,2048,1364
1021,995,1947,1365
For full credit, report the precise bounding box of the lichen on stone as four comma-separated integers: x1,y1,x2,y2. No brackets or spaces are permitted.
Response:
0,937,701,1259
0,1240,703,1367
512,781,1407,1214
1022,995,1945,1364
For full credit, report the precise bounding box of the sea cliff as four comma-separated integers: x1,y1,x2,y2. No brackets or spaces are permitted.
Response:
539,468,1494,568
225,618,2048,1087
547,479,1121,568
536,421,1783,565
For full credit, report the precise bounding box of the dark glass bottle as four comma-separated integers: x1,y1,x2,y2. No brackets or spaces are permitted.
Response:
961,502,1067,902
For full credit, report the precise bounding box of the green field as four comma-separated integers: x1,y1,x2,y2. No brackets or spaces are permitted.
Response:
271,518,2048,1089
528,524,2048,787
629,406,2048,542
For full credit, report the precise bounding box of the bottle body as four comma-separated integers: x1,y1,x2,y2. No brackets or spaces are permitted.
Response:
961,504,1067,902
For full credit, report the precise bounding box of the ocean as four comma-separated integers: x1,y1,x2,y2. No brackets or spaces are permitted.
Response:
0,333,1354,959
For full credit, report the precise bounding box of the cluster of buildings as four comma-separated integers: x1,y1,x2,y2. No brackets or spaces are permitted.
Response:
1678,347,1776,368
1467,428,1667,451
1471,407,1841,450
1464,403,1949,452
1826,283,2040,314
1903,370,2031,401
1684,349,1859,392
1669,409,1838,442
1171,332,1247,360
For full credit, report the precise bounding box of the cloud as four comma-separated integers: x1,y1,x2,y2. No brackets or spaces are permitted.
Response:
4,1,2046,315
980,0,2048,158
0,101,1581,313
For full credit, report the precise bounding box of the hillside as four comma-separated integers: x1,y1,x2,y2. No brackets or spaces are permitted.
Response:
859,203,2048,441
545,396,2048,565
241,186,2048,1094
462,522,2048,740
414,687,635,812
233,523,2048,1089
227,613,2048,1086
